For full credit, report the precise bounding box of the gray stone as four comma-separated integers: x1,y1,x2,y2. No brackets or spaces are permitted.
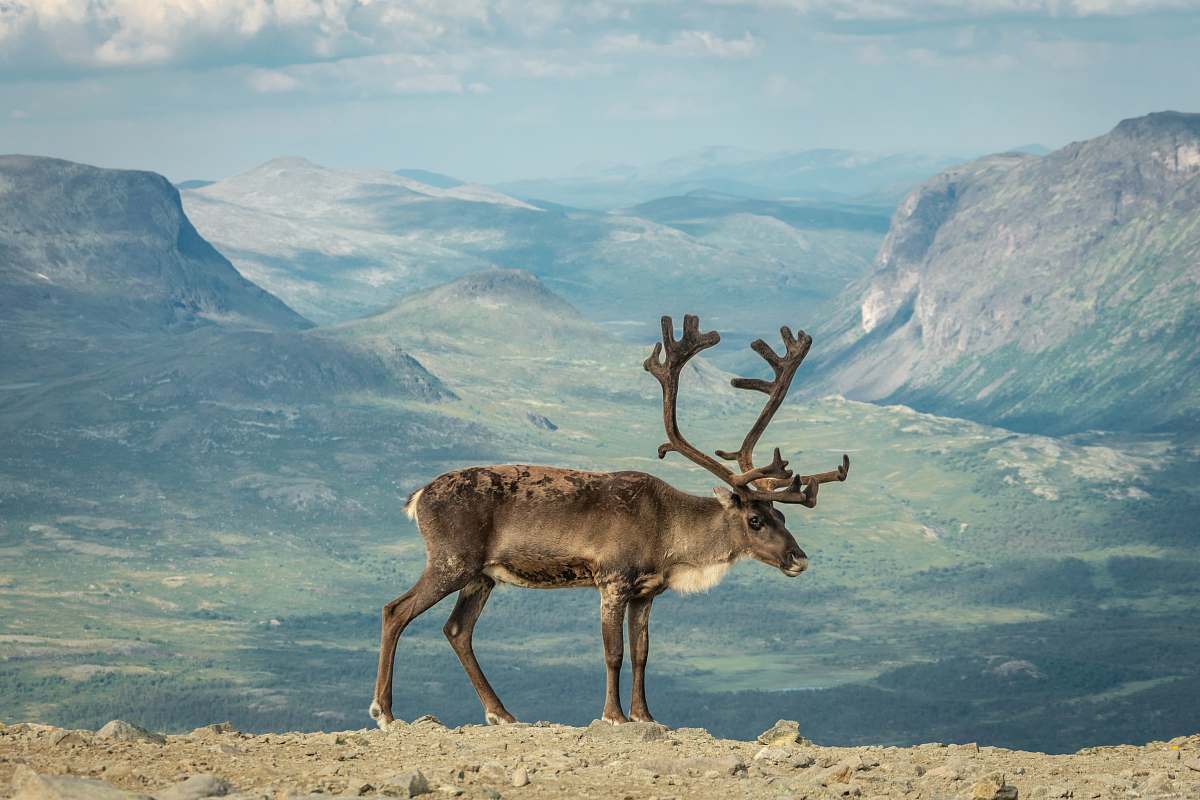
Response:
96,720,166,745
11,765,153,800
510,766,529,788
188,722,237,738
972,772,1019,800
926,762,964,782
381,770,431,797
410,715,445,728
48,730,90,747
692,754,747,777
756,719,804,747
584,719,667,742
155,774,232,800
754,746,793,763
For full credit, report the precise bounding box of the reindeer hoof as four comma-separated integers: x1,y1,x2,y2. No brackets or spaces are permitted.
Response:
601,713,628,725
369,701,394,731
485,711,517,725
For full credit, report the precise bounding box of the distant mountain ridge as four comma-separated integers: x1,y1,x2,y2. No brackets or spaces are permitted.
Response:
181,157,883,336
496,146,961,209
810,111,1200,434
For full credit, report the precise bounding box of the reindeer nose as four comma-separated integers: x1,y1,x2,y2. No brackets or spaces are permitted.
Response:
783,553,808,576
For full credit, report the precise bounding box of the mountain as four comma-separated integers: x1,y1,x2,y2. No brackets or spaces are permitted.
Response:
394,168,464,188
180,158,883,339
0,156,452,407
0,156,309,349
809,112,1200,434
327,268,739,418
495,147,961,210
1007,143,1052,156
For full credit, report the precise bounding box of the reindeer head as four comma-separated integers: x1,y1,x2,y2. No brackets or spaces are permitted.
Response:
644,314,850,576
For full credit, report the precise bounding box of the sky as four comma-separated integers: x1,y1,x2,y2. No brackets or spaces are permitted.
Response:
1,1,1199,183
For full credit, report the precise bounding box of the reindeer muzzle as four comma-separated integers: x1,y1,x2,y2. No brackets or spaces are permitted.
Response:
781,555,809,577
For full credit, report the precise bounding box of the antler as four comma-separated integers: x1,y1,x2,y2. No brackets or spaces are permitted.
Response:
715,326,812,481
713,325,850,505
643,315,734,483
644,315,848,507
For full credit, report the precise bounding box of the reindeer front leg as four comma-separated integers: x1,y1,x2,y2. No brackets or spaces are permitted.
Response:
598,584,629,724
627,596,655,722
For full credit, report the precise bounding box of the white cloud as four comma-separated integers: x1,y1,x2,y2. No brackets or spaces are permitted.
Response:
230,51,503,99
715,0,1200,19
0,0,495,74
596,30,762,59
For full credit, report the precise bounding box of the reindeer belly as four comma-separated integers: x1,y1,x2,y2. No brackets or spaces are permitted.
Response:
483,558,595,589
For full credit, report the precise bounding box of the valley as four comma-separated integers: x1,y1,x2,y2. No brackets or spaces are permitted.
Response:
2,118,1198,755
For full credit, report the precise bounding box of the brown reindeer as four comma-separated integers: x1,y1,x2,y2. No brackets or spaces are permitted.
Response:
369,314,850,727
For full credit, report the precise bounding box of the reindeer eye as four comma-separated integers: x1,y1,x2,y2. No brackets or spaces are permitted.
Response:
748,516,763,531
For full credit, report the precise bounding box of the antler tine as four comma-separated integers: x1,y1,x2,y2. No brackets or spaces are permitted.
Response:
644,315,736,486
735,473,819,507
760,454,850,487
715,326,814,488
727,447,790,489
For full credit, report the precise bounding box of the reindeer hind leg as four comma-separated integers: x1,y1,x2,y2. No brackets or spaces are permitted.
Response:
370,565,466,728
443,576,516,725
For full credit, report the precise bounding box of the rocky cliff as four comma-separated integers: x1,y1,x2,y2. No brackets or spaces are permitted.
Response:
0,155,310,340
810,112,1200,434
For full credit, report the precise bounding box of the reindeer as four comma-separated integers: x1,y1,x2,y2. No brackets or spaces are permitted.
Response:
369,314,850,728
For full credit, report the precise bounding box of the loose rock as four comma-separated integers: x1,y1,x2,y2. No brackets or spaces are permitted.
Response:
972,771,1019,800
96,720,166,746
583,719,667,742
511,766,530,787
1,719,1196,800
11,764,153,799
382,770,431,797
155,774,232,800
757,719,805,747
188,722,237,739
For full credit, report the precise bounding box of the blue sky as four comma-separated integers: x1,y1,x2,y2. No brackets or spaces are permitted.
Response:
2,1,1198,183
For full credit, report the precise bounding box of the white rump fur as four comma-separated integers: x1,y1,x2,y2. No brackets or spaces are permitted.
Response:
667,561,732,594
404,488,424,526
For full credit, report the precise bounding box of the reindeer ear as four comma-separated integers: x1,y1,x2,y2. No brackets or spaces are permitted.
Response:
712,486,742,510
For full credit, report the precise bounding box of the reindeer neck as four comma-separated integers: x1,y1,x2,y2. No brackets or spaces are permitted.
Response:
661,487,741,567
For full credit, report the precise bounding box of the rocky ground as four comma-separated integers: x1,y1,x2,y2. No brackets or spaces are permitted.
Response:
1,717,1197,800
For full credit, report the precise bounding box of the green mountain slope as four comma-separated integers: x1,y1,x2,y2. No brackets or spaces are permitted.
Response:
810,112,1200,434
